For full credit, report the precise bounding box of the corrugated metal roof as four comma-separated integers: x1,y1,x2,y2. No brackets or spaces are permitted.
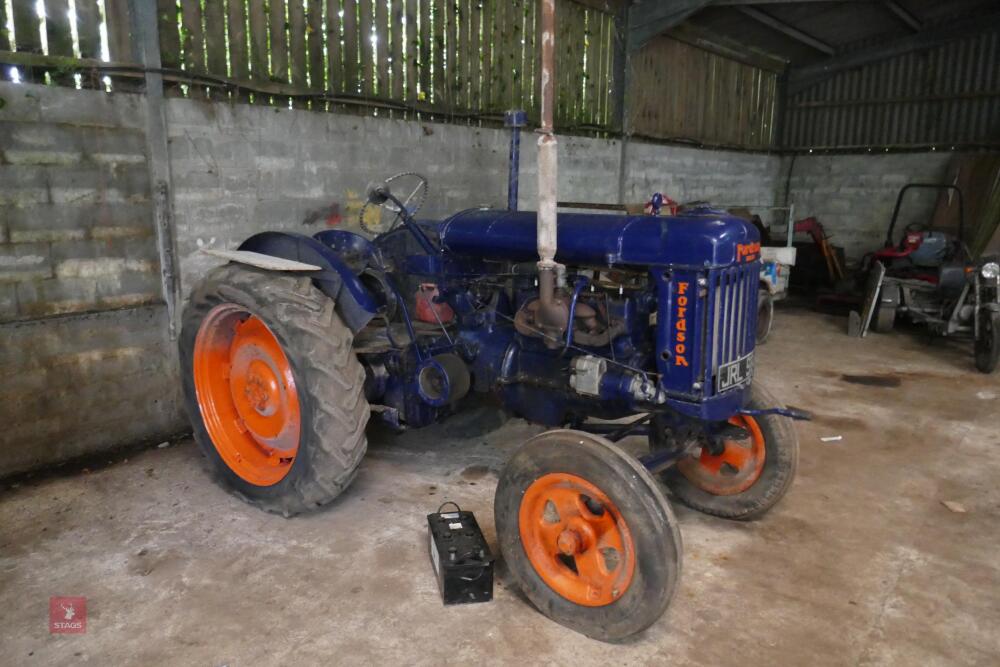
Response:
782,28,1000,149
666,0,1000,150
685,0,998,66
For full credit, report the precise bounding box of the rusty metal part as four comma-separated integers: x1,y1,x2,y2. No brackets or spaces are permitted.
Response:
535,268,569,346
514,296,624,347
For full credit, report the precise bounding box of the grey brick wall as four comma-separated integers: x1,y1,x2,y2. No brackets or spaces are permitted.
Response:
0,83,160,320
0,83,185,477
166,99,514,294
0,306,184,474
626,143,784,212
168,98,785,295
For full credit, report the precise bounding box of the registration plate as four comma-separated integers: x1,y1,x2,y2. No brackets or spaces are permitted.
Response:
717,352,754,392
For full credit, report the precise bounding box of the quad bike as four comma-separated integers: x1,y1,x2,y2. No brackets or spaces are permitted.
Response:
178,1,801,641
856,184,1000,372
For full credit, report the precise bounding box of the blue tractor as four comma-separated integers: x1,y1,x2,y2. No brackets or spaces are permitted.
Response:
179,175,803,639
179,2,800,640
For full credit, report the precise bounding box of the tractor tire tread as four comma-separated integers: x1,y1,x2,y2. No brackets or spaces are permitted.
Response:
180,264,369,517
495,431,682,641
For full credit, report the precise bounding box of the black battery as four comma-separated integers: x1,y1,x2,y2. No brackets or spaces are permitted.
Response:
427,503,495,605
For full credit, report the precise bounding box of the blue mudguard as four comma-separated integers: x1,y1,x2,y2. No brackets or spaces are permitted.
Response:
237,231,380,332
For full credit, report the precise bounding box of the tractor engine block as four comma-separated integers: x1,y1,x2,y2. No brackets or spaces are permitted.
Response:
350,206,761,430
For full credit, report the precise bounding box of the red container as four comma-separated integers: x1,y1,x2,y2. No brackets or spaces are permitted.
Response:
415,283,455,325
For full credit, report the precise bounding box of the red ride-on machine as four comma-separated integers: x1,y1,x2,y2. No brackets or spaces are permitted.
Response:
867,183,968,281
855,183,1000,372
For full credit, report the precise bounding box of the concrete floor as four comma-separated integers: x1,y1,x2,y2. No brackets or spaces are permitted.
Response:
2,306,999,666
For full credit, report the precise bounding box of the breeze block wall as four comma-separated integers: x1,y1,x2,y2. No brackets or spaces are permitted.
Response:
0,82,186,476
168,97,786,296
625,142,785,213
165,98,513,295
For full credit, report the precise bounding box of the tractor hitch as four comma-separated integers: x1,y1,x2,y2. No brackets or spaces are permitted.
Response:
739,406,812,421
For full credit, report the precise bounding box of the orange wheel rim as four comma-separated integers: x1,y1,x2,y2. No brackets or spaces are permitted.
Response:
519,473,636,607
193,304,301,486
677,415,765,495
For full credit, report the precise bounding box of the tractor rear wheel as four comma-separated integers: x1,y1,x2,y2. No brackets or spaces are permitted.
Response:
654,384,798,521
495,430,681,641
179,264,370,516
975,311,1000,373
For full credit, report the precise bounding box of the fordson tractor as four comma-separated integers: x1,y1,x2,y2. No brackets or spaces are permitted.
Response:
178,1,801,642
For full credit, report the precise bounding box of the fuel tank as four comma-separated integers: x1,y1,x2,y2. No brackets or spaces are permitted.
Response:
437,208,759,269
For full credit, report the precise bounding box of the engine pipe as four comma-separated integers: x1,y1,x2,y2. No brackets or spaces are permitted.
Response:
535,0,568,342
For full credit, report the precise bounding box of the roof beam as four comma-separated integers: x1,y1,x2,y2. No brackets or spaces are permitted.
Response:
788,10,1000,93
883,0,922,32
737,7,835,55
628,0,715,52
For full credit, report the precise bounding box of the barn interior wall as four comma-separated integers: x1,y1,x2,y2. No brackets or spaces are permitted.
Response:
0,82,185,477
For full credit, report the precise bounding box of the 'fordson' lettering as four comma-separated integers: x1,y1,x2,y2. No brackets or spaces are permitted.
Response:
736,242,761,263
674,282,689,367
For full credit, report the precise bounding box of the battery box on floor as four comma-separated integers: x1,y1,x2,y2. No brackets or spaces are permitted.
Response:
427,505,495,605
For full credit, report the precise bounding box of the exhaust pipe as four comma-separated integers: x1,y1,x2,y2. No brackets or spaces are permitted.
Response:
536,0,568,341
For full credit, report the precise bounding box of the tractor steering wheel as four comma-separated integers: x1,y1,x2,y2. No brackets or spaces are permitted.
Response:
359,172,428,235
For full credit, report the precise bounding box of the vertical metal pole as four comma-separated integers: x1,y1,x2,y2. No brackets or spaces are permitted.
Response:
505,109,527,211
129,0,180,339
786,203,795,248
508,127,521,211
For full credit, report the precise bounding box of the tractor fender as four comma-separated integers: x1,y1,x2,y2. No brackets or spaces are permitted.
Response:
236,231,379,332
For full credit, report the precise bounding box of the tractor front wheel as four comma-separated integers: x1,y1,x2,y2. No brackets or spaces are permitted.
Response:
654,384,798,521
495,430,681,641
179,264,370,516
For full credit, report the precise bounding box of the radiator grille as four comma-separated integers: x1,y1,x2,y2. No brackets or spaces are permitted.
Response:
707,263,760,393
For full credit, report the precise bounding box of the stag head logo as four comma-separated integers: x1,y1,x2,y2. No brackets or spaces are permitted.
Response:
49,597,86,634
